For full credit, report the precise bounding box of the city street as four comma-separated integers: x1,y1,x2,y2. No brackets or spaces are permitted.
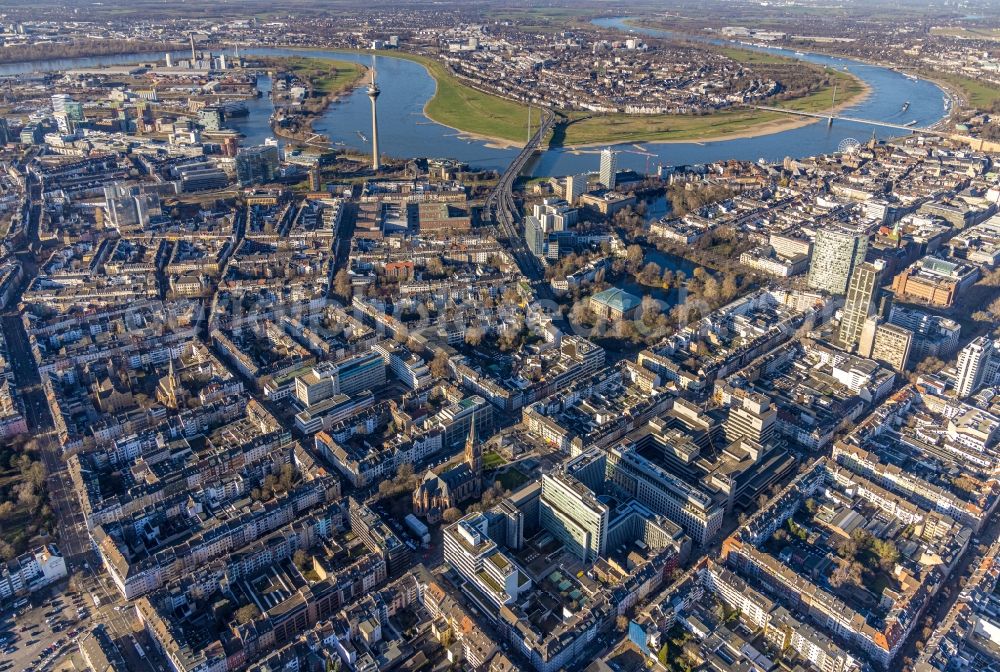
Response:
0,165,166,672
0,6,995,672
0,574,162,672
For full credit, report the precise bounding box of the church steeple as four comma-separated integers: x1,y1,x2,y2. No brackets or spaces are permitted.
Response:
465,410,482,478
161,356,181,410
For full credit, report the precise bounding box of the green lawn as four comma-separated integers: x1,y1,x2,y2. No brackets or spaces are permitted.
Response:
495,468,531,492
718,46,794,66
771,70,866,113
380,51,533,143
921,70,1000,109
275,56,364,97
558,108,782,146
482,451,506,471
557,68,864,146
485,7,590,32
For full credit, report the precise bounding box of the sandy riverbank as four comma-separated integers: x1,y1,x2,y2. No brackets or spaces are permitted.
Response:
420,98,524,150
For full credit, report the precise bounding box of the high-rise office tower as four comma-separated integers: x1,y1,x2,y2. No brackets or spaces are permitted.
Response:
599,147,617,190
539,473,609,563
565,173,587,205
234,144,280,186
442,513,528,607
51,93,70,115
807,227,869,295
367,59,381,171
189,33,197,63
868,321,913,372
955,336,994,398
525,215,545,257
837,260,885,350
723,393,776,447
165,52,173,68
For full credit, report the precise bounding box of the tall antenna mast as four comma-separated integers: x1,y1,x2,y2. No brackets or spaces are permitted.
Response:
367,54,381,172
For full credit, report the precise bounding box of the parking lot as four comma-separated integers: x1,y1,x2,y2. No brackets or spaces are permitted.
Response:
0,590,92,672
0,574,165,672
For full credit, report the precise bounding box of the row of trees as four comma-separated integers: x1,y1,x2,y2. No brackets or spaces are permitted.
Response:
963,268,1000,339
0,437,51,561
543,249,606,281
377,462,422,499
0,39,181,64
441,482,512,523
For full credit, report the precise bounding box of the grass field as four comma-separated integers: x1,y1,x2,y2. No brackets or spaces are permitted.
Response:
380,51,533,143
556,108,779,145
717,46,793,65
771,70,866,112
485,6,590,32
921,69,1000,109
930,27,1000,41
555,61,864,146
483,451,507,470
274,56,365,97
495,468,531,492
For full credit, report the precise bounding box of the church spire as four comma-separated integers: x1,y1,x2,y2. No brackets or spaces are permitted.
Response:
162,356,181,410
465,410,482,477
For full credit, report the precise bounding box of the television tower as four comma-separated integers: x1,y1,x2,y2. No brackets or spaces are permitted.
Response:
367,56,381,172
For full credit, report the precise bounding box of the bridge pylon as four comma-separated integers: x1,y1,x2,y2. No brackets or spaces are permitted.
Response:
827,84,837,127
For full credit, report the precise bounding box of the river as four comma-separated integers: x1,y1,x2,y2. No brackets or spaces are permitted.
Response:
0,20,948,176
541,17,949,175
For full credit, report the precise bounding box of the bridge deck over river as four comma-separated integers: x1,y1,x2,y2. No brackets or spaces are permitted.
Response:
751,104,945,135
